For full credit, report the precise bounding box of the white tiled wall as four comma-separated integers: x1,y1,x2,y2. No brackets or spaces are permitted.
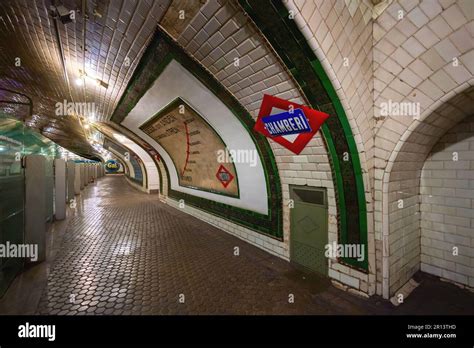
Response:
374,0,473,121
286,0,374,171
283,0,376,294
420,116,474,288
155,0,474,298
382,88,474,297
175,0,305,116
158,0,371,293
373,0,474,297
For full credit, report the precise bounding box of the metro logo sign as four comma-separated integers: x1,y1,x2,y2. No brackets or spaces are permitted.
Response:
216,164,234,188
262,108,312,137
254,95,329,155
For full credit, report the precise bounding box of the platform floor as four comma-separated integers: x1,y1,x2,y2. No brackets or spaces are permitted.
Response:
0,176,472,315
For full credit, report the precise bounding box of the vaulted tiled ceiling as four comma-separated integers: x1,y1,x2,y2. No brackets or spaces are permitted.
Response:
0,0,169,157
0,0,299,158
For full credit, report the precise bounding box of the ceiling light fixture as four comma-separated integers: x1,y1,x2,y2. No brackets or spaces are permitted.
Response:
113,133,126,143
50,5,75,24
79,69,108,89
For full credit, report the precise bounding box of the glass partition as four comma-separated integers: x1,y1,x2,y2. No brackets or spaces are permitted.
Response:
0,117,25,296
0,115,59,297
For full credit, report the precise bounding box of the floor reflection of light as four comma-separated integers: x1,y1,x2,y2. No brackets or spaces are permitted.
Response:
114,242,134,256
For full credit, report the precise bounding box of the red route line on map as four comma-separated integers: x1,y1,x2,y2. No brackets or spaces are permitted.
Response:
182,121,190,177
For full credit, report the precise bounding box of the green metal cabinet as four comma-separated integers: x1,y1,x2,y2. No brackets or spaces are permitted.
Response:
290,185,328,276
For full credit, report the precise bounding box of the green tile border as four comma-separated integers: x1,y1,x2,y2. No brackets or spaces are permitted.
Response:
239,0,368,270
111,29,283,239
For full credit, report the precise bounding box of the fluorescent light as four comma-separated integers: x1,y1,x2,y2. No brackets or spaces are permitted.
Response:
79,69,108,89
113,133,126,143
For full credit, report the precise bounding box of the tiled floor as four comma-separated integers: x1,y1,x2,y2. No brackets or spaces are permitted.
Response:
2,176,473,315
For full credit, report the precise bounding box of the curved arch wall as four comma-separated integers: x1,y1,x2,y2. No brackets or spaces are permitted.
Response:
98,0,473,298
382,87,474,296
119,136,160,193
96,123,161,194
122,59,268,213
373,0,474,297
239,0,371,291
419,114,474,288
109,0,374,295
105,144,133,177
112,30,284,244
104,138,146,191
169,0,339,271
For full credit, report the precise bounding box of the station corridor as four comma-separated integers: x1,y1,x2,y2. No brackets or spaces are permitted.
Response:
0,175,471,316
0,0,473,326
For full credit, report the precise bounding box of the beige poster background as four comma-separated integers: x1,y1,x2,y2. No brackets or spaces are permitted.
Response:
140,98,238,197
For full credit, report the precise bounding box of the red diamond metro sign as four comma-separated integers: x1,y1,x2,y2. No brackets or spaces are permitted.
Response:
216,164,234,188
254,94,329,155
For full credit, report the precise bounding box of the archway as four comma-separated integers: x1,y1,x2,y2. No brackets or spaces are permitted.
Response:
382,86,474,298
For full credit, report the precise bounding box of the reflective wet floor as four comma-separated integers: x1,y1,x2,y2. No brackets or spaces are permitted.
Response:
1,176,472,315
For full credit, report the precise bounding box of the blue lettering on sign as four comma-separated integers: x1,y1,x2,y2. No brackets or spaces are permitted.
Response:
262,109,312,136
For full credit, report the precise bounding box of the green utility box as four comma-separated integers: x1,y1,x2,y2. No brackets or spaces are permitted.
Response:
290,185,328,276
